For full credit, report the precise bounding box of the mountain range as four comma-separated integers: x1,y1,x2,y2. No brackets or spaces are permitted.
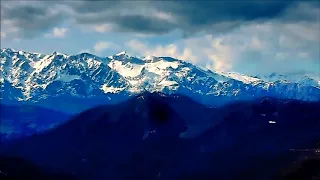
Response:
1,93,319,179
1,48,320,113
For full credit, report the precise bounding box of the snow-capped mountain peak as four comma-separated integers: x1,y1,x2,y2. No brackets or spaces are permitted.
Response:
110,51,134,59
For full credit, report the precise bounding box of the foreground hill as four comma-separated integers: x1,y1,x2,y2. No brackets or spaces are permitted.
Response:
0,93,319,179
0,156,78,180
0,104,71,142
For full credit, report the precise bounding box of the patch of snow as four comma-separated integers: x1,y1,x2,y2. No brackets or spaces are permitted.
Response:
153,60,180,69
59,74,81,82
209,73,231,82
217,71,261,84
143,55,160,63
108,61,144,78
115,51,126,56
33,55,53,72
158,80,178,86
17,97,25,101
18,51,25,55
87,58,102,69
0,170,7,176
174,67,190,78
100,84,126,93
144,55,155,60
149,129,156,134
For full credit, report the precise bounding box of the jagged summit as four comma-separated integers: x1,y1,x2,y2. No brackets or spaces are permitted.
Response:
52,51,65,55
1,48,16,53
111,51,136,59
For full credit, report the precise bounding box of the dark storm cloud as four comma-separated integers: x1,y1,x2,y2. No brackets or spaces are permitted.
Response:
1,0,318,38
111,15,175,35
71,0,303,34
1,1,66,38
163,1,292,22
3,5,46,20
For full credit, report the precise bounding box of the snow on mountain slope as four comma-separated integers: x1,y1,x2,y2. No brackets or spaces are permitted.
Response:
0,48,130,101
107,53,188,93
0,48,319,111
258,72,320,85
216,71,262,84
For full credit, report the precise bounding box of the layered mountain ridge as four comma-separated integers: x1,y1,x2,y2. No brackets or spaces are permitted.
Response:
0,104,71,142
1,93,319,179
1,48,319,113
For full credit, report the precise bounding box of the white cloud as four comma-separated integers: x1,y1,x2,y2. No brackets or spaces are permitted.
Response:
1,32,6,39
79,49,91,54
126,40,148,53
284,23,320,42
52,27,68,38
126,39,198,63
250,36,263,50
13,38,21,42
151,11,176,23
45,27,68,38
93,41,121,54
126,16,320,77
203,36,234,71
94,24,114,33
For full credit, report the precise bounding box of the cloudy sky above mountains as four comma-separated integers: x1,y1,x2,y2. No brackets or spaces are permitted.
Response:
1,0,319,76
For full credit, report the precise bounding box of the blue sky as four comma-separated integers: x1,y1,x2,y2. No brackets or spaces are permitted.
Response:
1,0,319,77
